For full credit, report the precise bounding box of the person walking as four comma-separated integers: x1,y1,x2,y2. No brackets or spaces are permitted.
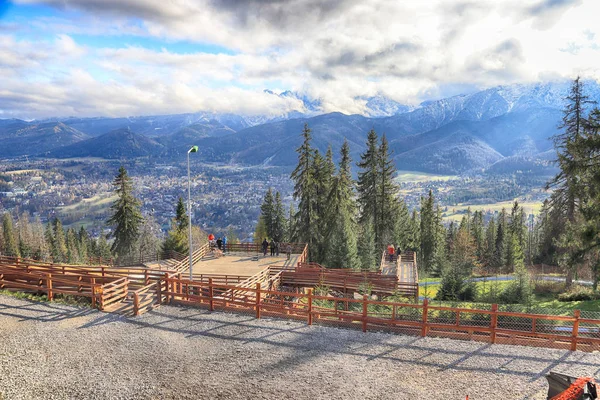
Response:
216,237,223,251
270,239,275,256
262,238,269,256
223,235,228,253
286,243,292,260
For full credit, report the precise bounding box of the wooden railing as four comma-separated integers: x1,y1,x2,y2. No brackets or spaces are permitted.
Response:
172,242,211,273
160,276,600,353
0,264,130,310
223,242,307,255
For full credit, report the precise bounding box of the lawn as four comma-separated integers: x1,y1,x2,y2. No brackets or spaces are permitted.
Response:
395,170,458,183
442,200,544,222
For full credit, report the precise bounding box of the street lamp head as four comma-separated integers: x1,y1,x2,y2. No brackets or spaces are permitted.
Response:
188,145,199,153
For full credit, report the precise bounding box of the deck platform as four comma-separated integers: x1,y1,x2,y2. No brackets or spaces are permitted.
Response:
190,252,300,278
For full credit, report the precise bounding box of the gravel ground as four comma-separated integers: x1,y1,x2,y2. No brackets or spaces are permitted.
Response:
1,295,600,400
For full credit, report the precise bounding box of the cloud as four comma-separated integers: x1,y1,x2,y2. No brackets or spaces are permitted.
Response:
2,0,600,119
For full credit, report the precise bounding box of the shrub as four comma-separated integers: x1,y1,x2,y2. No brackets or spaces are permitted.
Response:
498,280,532,304
435,267,476,301
557,286,600,302
532,280,566,296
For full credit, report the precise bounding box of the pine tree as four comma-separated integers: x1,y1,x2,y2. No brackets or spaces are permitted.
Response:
66,228,80,264
287,203,297,242
290,123,318,261
548,77,597,285
493,209,507,272
52,218,67,263
419,191,436,273
376,134,398,248
107,166,143,259
471,210,485,263
273,192,287,242
175,196,188,232
357,218,378,271
78,226,89,264
95,234,112,261
357,129,379,235
163,198,190,254
325,140,359,268
260,188,275,239
17,212,32,259
393,199,415,251
483,216,496,270
2,213,20,257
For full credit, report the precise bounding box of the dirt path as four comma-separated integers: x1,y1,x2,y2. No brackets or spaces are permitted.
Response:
1,295,599,399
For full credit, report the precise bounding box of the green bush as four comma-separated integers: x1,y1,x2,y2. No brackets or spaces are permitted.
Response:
532,280,566,296
557,286,600,302
435,268,476,301
498,280,532,304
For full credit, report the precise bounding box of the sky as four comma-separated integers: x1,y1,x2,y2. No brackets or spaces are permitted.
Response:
1,0,600,119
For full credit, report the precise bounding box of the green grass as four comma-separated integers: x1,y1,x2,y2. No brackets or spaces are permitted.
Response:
442,200,544,222
58,193,116,213
0,290,92,308
395,170,458,183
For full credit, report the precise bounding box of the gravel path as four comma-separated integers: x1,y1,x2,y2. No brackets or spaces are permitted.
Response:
1,294,600,400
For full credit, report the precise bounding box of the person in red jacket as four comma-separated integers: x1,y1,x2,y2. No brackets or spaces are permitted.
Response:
387,244,395,262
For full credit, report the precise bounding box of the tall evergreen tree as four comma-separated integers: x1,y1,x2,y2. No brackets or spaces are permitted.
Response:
273,192,287,242
548,77,597,284
2,213,20,257
175,196,188,232
483,216,497,270
419,191,436,273
357,218,378,271
471,210,485,262
493,209,507,272
107,166,143,259
290,123,318,260
66,228,80,264
357,129,379,235
376,134,398,248
325,140,359,268
52,218,67,263
260,188,275,239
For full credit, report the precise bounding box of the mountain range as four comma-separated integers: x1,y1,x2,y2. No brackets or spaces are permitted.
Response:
2,80,600,175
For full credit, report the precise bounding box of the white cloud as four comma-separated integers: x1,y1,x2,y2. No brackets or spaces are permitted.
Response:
3,0,600,119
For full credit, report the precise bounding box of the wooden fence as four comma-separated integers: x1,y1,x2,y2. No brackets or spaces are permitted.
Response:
161,276,600,353
287,262,418,298
0,264,128,310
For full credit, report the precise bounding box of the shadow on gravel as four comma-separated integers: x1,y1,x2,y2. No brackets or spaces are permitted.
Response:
0,299,95,322
112,306,600,384
4,297,600,397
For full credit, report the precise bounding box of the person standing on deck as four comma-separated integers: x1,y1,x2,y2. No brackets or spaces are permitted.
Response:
223,236,227,253
270,239,275,256
216,237,223,251
387,244,395,262
275,241,280,257
286,243,292,260
262,238,269,256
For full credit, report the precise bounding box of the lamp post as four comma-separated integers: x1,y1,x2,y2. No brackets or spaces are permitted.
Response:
187,145,198,280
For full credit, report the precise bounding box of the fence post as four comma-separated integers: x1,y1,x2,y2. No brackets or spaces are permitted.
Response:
307,288,313,325
156,278,162,305
421,299,428,337
209,278,214,312
362,294,368,333
91,278,96,308
490,303,498,344
133,292,140,316
571,309,581,351
47,273,53,301
256,282,261,319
